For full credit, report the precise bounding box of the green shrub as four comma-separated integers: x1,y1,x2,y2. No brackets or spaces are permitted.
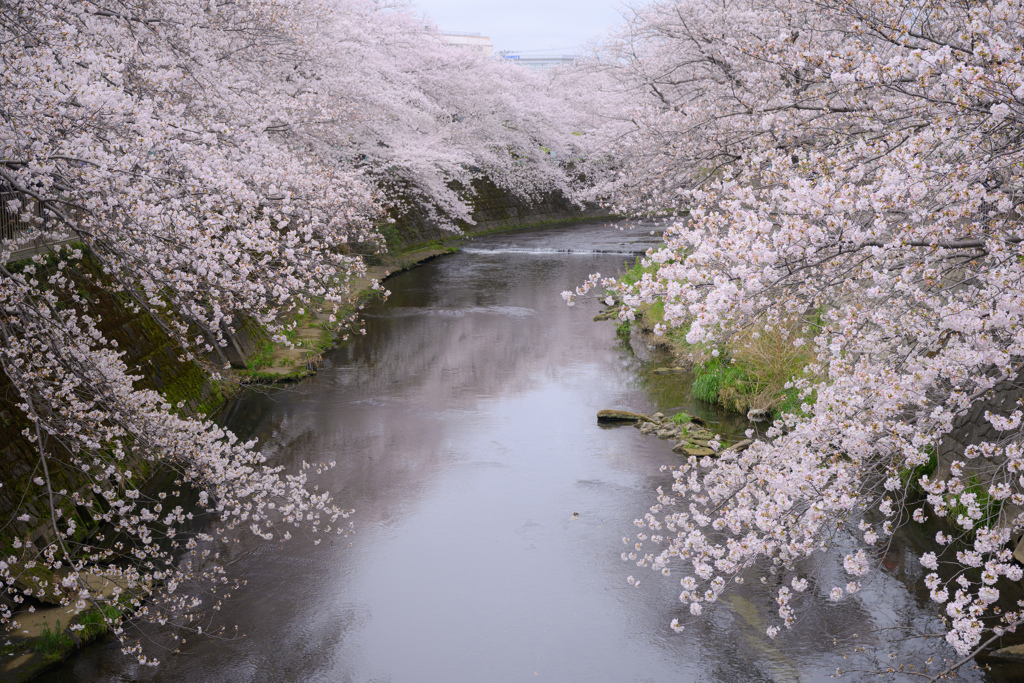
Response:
376,222,401,250
34,620,73,660
246,339,275,370
775,386,817,419
75,604,120,639
691,357,743,405
691,367,720,404
687,321,817,416
619,257,655,287
945,474,1001,538
898,445,938,492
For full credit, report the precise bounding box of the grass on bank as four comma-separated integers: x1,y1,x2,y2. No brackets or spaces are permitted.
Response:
34,620,73,661
614,257,819,418
944,473,1003,538
75,604,121,637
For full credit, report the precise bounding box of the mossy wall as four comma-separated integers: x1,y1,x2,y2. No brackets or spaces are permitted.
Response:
0,251,236,551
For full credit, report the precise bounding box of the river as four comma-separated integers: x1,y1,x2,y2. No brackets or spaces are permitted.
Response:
40,221,994,682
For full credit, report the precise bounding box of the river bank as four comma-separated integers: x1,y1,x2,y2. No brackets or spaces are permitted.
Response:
231,244,460,383
599,261,1024,674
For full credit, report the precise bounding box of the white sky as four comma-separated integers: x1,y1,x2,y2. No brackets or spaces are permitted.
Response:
410,0,627,55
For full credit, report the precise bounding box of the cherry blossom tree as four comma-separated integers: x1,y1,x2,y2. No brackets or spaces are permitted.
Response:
569,0,1024,673
0,0,586,661
0,0,386,661
325,4,589,227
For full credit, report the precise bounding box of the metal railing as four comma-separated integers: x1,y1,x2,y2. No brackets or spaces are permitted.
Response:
0,189,41,243
1,188,81,262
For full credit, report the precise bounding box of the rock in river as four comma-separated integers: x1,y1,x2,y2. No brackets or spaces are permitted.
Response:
597,409,654,424
674,445,717,457
720,438,754,455
989,643,1024,662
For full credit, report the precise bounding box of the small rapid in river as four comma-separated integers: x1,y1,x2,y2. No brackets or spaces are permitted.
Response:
41,221,991,682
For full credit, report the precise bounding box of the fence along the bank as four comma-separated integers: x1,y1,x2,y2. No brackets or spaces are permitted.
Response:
0,184,41,243
1,182,82,261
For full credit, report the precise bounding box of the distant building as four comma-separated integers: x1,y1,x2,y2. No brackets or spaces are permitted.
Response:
439,32,494,57
500,54,577,70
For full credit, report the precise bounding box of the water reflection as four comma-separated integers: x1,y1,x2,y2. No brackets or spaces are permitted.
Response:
40,221,990,682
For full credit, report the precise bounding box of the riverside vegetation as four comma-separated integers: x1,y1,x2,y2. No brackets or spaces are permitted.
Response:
565,0,1024,675
601,257,816,420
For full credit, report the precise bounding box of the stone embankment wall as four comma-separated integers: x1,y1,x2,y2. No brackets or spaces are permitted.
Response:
0,253,259,554
936,372,1024,550
937,375,1023,472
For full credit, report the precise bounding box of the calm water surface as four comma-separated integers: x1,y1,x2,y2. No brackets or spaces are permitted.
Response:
43,222,988,682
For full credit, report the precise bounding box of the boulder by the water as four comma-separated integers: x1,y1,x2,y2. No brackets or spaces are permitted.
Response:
988,643,1024,662
597,409,654,424
609,408,757,458
746,408,770,422
720,438,754,455
676,445,716,457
